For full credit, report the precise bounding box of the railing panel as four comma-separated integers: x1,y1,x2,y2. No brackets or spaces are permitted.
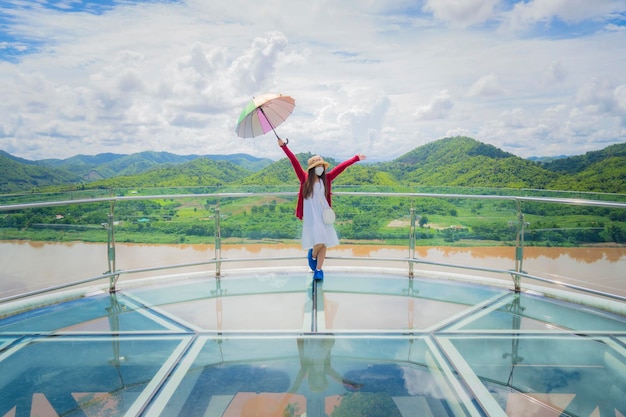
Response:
1,188,624,303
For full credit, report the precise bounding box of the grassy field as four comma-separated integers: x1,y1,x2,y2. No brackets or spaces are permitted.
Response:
1,192,624,247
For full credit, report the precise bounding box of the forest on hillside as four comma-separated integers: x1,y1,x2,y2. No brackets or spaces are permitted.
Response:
1,186,625,247
1,137,625,247
2,136,626,193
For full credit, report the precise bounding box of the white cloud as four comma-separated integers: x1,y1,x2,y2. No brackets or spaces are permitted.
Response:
445,127,471,138
468,74,506,97
415,90,454,120
541,61,567,87
0,0,624,161
423,0,500,28
502,0,626,31
576,78,625,116
616,85,626,116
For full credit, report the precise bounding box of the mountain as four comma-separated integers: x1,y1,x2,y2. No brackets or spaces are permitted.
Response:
39,151,198,180
39,152,125,167
83,157,253,189
542,142,626,174
0,150,272,193
204,153,273,172
1,137,625,193
3,151,273,185
1,150,42,165
527,155,568,163
240,152,398,188
0,151,80,193
547,155,626,193
540,143,626,192
379,136,559,188
240,152,314,186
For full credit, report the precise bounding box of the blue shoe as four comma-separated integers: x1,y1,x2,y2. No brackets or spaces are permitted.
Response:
313,269,324,281
307,249,317,271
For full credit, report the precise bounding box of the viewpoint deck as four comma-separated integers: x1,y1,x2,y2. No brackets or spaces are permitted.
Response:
1,270,625,417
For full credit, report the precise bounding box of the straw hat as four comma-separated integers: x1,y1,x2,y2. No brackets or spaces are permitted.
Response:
307,155,330,171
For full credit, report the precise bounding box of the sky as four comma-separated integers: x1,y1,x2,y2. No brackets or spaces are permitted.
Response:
0,0,625,162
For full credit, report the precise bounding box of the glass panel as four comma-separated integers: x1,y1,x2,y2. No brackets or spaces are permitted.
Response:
323,292,471,331
442,335,626,417
0,336,189,417
325,275,504,304
0,293,180,333
153,336,478,417
0,337,13,350
128,275,310,332
452,293,626,332
129,274,308,305
0,240,110,299
156,292,308,331
321,275,506,331
522,246,626,298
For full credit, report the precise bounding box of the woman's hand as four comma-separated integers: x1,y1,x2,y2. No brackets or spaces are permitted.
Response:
277,138,288,147
357,153,367,161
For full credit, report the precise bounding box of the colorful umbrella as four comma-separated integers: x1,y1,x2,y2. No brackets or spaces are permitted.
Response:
235,93,295,140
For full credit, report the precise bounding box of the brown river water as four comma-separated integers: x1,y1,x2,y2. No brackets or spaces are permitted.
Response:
1,241,625,299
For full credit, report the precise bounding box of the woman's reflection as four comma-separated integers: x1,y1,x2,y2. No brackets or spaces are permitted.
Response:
290,337,363,393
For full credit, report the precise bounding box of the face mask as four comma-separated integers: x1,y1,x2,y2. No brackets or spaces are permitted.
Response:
314,166,324,176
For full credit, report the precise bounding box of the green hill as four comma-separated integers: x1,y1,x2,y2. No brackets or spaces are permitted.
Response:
540,143,626,192
40,151,274,180
379,136,559,188
543,142,626,174
0,150,273,193
240,152,399,188
205,153,273,172
0,151,80,193
83,158,253,189
42,151,200,180
547,155,626,193
1,137,625,194
240,152,314,186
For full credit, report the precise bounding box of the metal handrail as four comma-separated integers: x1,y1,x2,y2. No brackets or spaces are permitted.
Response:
3,252,625,305
2,191,626,212
1,191,625,304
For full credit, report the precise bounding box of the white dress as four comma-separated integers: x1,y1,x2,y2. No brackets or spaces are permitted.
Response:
301,180,339,249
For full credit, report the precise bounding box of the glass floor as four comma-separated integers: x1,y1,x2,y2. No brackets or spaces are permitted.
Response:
0,271,625,417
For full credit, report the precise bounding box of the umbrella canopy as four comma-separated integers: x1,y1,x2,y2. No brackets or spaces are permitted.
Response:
235,93,295,139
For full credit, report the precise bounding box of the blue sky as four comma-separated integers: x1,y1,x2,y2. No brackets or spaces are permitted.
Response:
0,0,625,161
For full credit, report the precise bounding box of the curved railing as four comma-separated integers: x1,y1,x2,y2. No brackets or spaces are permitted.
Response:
1,190,625,305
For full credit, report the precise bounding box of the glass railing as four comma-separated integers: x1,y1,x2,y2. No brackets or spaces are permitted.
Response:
1,188,625,305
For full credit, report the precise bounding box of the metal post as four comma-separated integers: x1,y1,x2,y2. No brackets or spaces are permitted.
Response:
105,200,119,292
214,205,222,278
512,200,527,292
409,206,416,278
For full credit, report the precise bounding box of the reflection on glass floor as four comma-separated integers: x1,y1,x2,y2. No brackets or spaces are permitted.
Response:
0,271,625,417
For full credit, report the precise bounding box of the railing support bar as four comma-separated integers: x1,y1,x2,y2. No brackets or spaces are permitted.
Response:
511,201,527,292
106,200,120,293
215,204,222,278
409,206,416,278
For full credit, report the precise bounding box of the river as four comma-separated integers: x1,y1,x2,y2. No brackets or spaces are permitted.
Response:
1,241,625,299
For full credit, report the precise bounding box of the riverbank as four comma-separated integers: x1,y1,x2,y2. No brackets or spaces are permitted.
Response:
2,230,625,249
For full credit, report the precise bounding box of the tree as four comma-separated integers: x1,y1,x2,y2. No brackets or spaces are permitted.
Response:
419,216,428,228
331,392,402,417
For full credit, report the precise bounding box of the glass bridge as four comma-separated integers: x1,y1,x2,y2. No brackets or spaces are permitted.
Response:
0,190,625,417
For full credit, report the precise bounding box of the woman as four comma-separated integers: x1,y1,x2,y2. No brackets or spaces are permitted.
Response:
278,138,366,280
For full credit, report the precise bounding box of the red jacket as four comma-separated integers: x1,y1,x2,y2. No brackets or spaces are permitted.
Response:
281,144,360,220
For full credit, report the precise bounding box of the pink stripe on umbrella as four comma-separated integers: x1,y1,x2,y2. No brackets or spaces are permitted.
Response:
257,108,272,133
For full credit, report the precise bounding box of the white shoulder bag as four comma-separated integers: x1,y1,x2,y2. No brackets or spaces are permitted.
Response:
320,194,335,225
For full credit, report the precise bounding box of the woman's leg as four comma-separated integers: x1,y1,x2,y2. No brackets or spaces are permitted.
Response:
313,244,327,269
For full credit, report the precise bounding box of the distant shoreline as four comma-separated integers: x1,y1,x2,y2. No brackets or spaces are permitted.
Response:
1,236,624,249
